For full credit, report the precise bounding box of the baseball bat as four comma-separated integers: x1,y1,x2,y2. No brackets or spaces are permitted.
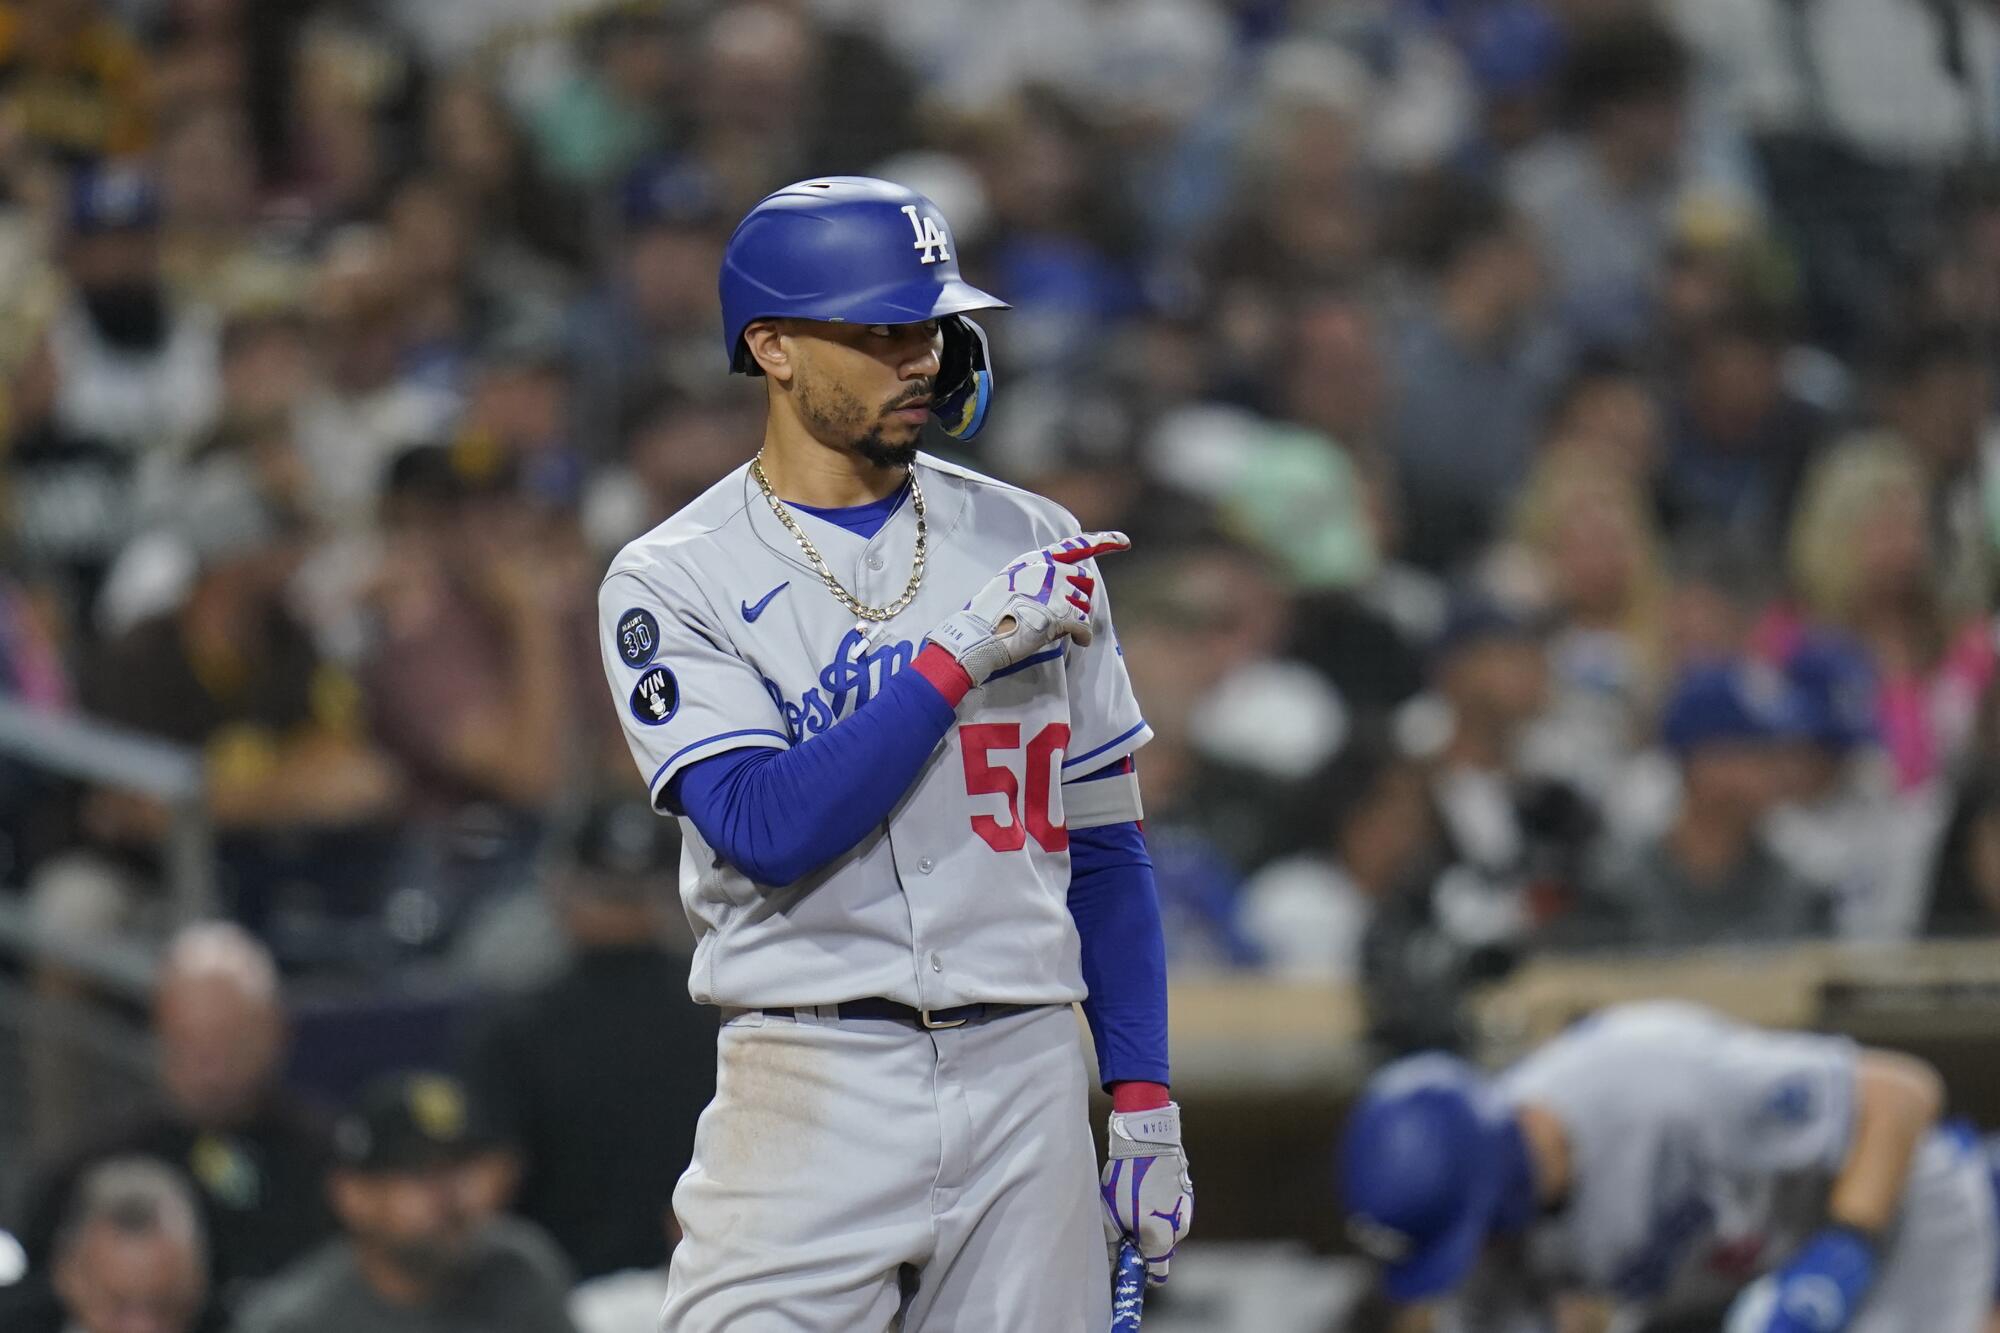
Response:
1110,1239,1146,1331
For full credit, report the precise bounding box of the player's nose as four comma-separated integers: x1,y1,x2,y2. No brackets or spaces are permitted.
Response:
903,338,941,379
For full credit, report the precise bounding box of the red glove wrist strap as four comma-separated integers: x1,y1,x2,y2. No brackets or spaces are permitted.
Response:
1111,1081,1171,1113
912,643,974,706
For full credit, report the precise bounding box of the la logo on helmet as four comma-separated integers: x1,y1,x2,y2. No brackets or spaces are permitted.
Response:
899,205,950,264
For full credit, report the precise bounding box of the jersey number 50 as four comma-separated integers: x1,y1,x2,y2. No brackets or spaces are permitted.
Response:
959,723,1069,853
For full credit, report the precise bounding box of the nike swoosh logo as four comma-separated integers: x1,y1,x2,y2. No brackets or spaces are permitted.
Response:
741,582,788,622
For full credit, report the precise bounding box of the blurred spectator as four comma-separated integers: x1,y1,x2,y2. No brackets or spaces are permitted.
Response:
966,92,1145,376
1276,287,1388,457
527,5,677,189
51,165,220,453
1211,41,1377,294
1537,353,1666,487
1775,438,1994,791
1113,542,1301,965
47,502,402,903
236,1071,575,1333
1925,762,2000,937
688,5,914,206
1676,0,1996,349
1867,324,1998,616
1420,597,1592,918
156,101,295,312
8,165,220,614
0,0,151,164
294,232,458,531
1504,11,1714,350
581,390,756,559
567,158,725,420
425,76,586,275
33,1157,212,1333
1657,303,1831,555
16,925,335,1315
861,0,1229,134
359,443,584,889
1384,178,1566,570
461,797,713,1282
1239,726,1435,983
1497,452,1670,795
1769,633,1942,940
1356,598,1594,1053
1571,662,1833,949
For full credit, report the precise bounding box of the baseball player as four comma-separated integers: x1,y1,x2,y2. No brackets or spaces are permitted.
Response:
596,177,1191,1332
1339,1001,1996,1332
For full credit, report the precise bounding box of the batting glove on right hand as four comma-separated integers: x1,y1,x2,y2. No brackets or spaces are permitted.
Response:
927,532,1128,686
1101,1102,1193,1287
1723,1226,1878,1333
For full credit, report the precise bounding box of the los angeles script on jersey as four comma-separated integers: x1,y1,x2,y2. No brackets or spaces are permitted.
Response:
764,628,916,742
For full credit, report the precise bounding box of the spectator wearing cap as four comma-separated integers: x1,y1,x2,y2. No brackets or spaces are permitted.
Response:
462,796,714,1287
566,157,725,421
235,1072,574,1333
15,1157,216,1333
15,926,335,1320
49,163,221,456
1768,634,1942,941
7,164,221,613
1568,662,1834,950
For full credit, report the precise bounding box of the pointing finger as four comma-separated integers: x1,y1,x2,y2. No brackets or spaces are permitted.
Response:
1050,531,1131,565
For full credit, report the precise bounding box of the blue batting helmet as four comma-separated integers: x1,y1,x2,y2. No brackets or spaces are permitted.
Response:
718,176,1006,440
1339,1053,1532,1303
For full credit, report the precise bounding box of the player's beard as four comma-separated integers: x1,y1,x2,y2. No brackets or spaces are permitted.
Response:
798,376,927,470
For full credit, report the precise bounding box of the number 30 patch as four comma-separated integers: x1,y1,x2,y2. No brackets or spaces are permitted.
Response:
617,608,659,668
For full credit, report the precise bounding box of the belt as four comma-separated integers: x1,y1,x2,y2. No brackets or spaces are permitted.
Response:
757,998,1028,1031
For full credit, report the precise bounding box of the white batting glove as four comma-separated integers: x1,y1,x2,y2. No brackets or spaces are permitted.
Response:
1101,1102,1194,1286
927,532,1128,686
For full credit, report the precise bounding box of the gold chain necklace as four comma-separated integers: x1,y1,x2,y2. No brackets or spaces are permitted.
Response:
750,455,926,623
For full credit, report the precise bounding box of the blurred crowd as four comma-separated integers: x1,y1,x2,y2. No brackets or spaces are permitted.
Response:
5,0,2000,1327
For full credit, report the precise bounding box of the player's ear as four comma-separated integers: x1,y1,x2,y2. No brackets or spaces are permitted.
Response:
742,320,796,383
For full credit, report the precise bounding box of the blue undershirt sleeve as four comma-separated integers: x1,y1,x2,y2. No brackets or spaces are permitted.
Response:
1068,805,1171,1089
668,661,957,886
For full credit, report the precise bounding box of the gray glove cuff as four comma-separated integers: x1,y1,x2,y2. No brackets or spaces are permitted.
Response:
1107,1102,1182,1158
927,599,1058,686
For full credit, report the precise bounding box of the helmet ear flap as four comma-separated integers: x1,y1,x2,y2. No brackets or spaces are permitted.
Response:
933,316,994,440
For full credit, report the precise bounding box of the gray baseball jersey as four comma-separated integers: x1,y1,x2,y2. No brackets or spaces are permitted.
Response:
1445,1002,1996,1332
596,453,1149,1011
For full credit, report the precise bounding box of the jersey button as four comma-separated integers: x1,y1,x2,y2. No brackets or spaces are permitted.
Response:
929,952,943,973
917,856,934,874
867,554,884,571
